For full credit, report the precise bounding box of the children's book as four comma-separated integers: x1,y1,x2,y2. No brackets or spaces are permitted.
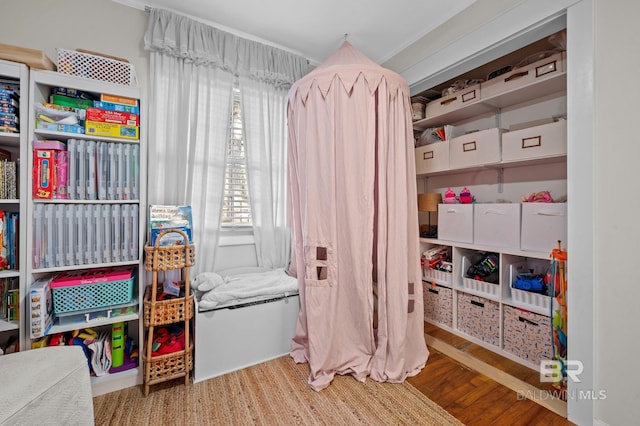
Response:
148,205,193,246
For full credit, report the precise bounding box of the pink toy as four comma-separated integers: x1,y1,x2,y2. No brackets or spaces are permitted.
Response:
458,187,474,204
522,191,553,203
443,188,457,204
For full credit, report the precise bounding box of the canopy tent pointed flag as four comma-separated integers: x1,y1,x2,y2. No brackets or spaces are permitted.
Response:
550,240,568,395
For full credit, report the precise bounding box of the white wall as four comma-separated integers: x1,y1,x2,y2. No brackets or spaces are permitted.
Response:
593,0,640,424
0,0,149,100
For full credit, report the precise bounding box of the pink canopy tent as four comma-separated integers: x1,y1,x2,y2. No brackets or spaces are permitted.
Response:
287,41,429,391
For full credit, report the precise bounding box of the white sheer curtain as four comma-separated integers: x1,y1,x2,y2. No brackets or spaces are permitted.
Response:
240,76,290,269
144,9,307,273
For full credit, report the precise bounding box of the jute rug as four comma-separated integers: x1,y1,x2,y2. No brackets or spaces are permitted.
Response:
93,355,463,425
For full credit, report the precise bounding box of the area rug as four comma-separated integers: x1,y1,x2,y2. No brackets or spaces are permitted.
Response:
94,355,463,425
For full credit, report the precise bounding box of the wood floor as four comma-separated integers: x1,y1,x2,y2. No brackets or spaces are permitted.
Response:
408,322,575,426
96,322,574,425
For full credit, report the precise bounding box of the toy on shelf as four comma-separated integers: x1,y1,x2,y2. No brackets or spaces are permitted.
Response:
151,325,186,356
522,190,553,203
442,187,475,204
466,252,499,283
443,188,457,204
458,187,474,204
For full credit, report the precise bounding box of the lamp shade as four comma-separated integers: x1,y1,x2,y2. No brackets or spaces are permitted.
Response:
418,193,442,212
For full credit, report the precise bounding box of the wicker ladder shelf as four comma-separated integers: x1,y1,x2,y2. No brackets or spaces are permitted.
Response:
142,229,195,396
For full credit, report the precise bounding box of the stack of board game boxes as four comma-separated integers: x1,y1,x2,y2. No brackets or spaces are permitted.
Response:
35,87,139,139
0,77,19,134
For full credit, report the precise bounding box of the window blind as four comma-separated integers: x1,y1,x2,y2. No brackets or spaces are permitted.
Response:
221,88,252,226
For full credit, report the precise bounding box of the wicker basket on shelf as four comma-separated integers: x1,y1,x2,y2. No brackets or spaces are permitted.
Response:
143,285,194,327
144,229,195,271
143,344,194,383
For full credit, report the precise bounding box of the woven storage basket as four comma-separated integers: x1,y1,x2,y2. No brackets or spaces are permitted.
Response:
144,229,195,271
144,285,194,327
143,344,193,383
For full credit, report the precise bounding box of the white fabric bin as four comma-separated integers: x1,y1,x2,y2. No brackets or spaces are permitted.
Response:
425,83,481,118
438,204,473,243
473,203,521,249
502,119,567,162
415,141,449,174
449,128,503,169
520,202,567,252
481,51,565,99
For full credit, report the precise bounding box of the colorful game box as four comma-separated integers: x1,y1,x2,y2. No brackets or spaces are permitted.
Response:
86,107,139,126
36,120,85,135
29,277,54,339
33,141,68,199
93,100,139,114
49,94,94,109
85,120,138,140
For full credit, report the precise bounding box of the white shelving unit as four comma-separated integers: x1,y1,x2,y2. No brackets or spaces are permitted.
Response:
25,69,146,396
415,34,567,371
0,59,28,353
420,237,554,368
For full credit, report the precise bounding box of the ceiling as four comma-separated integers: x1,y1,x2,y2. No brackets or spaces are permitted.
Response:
117,0,477,65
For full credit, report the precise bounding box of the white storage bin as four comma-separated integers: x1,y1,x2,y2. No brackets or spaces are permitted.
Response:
461,255,500,297
509,259,551,311
502,119,567,162
511,288,551,311
422,267,453,286
425,83,481,118
481,51,565,99
520,202,567,252
449,128,503,169
415,141,449,174
438,204,473,243
473,203,521,249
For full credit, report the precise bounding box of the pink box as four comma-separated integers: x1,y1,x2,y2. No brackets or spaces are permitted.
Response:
51,266,135,288
32,141,68,199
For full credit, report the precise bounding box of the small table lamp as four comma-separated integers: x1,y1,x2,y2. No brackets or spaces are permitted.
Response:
418,193,442,238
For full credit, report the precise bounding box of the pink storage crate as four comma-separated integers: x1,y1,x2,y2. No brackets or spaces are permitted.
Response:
50,266,135,314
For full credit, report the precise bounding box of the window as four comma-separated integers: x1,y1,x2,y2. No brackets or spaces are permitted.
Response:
221,87,252,228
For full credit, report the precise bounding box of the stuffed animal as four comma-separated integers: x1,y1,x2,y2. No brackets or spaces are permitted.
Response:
522,191,553,203
194,272,225,292
458,187,474,204
443,188,457,204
